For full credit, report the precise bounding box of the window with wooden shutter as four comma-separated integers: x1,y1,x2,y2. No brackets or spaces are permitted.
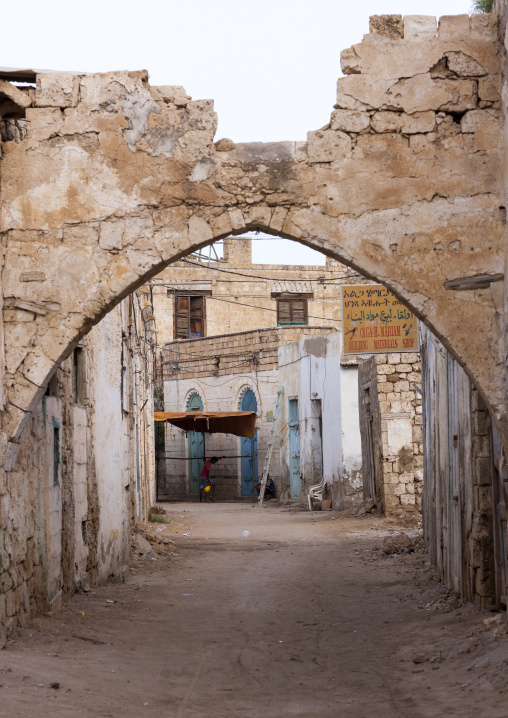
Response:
276,295,308,326
174,293,205,339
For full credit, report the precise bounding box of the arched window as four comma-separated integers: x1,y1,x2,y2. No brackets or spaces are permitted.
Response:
240,388,258,413
186,391,203,412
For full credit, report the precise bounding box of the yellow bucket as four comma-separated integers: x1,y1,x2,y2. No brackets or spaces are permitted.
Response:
204,485,211,493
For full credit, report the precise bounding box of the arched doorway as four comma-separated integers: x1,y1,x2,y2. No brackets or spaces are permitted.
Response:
186,392,204,495
240,389,258,497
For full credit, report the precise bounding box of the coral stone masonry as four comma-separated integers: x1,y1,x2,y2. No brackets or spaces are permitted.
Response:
0,12,505,463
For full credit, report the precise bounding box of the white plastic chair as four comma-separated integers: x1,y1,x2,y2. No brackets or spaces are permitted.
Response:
308,478,325,511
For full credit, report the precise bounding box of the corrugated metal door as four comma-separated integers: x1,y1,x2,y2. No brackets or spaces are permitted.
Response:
241,389,258,496
289,397,301,499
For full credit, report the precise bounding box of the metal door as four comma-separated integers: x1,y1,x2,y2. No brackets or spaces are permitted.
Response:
289,397,301,499
241,389,258,496
187,392,204,494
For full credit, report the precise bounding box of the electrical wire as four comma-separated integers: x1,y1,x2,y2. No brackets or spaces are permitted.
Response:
156,289,339,323
178,257,362,284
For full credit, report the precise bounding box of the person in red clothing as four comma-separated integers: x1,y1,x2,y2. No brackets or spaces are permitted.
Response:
200,456,220,502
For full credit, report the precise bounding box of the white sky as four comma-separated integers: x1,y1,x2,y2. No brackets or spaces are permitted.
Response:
9,0,471,265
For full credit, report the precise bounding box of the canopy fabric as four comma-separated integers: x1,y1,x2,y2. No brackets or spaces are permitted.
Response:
154,411,256,438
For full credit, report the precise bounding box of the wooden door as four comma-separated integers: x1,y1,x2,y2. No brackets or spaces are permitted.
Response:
187,392,204,494
289,398,301,499
241,389,258,496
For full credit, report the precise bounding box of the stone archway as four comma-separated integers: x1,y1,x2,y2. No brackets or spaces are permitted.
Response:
1,12,505,464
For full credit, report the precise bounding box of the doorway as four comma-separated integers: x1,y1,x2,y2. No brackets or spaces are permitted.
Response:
241,389,258,496
187,392,204,495
289,397,301,499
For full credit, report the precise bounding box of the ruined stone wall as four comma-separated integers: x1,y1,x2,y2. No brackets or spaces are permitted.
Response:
151,237,366,344
0,14,504,457
358,352,422,518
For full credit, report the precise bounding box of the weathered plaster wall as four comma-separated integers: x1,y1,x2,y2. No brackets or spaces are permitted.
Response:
0,290,156,643
278,332,360,507
0,13,505,463
339,364,364,506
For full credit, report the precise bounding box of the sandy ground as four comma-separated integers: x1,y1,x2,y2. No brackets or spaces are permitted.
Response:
1,501,508,718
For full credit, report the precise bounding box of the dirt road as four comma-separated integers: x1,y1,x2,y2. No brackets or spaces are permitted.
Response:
1,502,507,717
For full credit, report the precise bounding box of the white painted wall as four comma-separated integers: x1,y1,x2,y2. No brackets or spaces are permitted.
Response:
339,365,363,503
73,405,88,589
278,332,363,507
89,306,130,583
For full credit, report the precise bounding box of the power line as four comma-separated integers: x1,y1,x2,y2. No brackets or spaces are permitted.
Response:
178,257,362,284
157,287,340,323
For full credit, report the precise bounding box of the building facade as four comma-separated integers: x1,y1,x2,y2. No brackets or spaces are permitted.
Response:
0,290,156,645
151,236,366,346
277,333,363,508
160,326,335,500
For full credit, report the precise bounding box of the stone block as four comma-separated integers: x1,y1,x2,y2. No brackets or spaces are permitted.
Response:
340,47,362,75
400,494,416,506
369,15,404,39
473,434,490,458
474,410,489,437
438,15,470,41
377,364,395,374
393,381,410,393
443,51,487,79
307,129,351,162
36,73,80,108
475,457,492,486
395,364,411,372
375,354,387,364
371,111,402,133
403,16,437,41
394,484,406,496
401,111,436,134
330,110,370,133
470,13,498,41
478,77,500,104
386,76,477,114
402,391,417,401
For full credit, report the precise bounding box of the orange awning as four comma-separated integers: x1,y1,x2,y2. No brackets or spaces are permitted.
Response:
154,411,256,438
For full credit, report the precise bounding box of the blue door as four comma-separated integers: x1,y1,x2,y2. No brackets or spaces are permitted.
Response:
289,398,301,499
187,392,204,494
241,389,258,496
